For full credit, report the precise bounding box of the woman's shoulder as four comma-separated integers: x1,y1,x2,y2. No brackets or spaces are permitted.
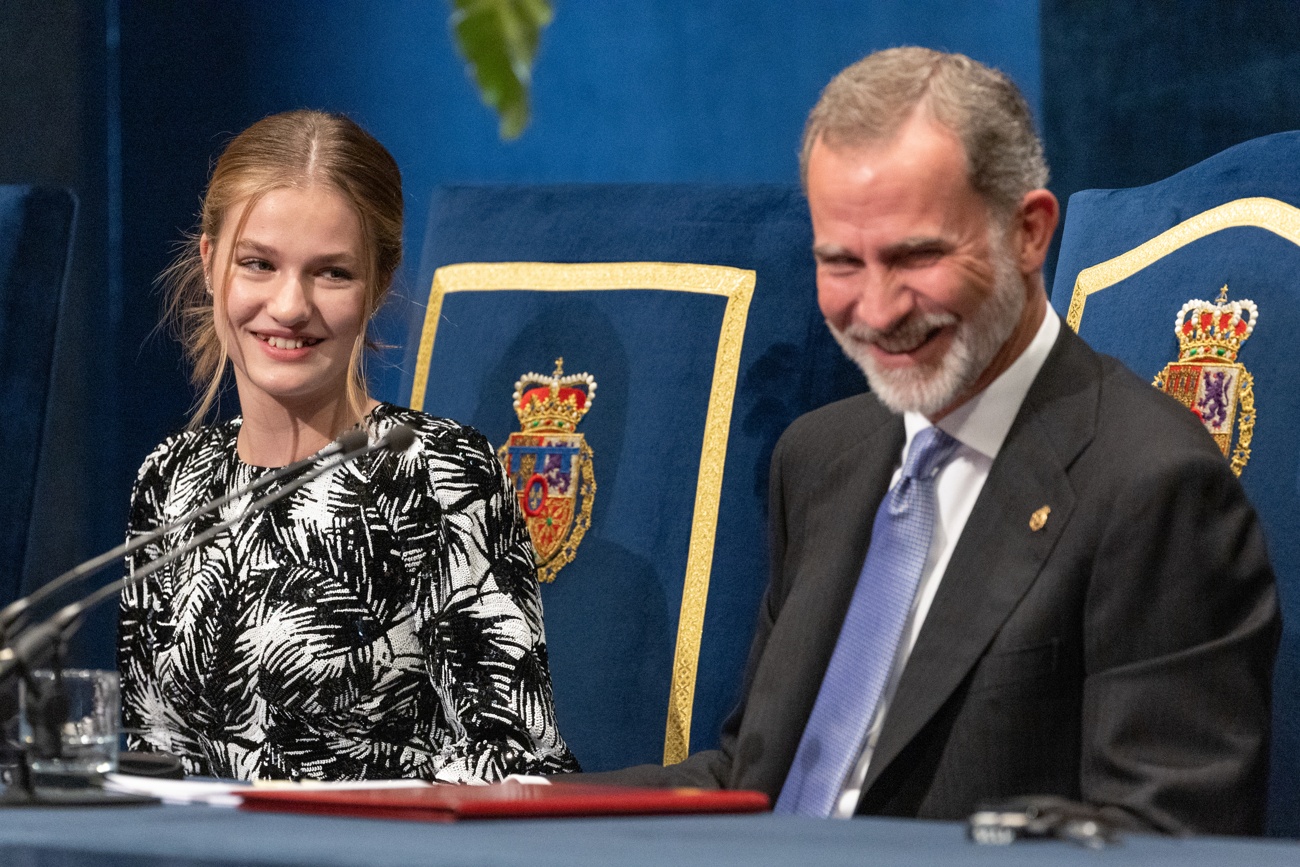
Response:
366,403,506,499
134,421,238,485
367,402,495,458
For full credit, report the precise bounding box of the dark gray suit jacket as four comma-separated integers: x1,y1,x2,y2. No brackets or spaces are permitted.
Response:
590,327,1279,834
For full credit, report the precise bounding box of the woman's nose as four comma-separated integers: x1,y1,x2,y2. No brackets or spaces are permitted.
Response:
266,273,312,324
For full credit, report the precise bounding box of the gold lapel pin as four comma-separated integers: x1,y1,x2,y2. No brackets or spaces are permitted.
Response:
1029,505,1051,532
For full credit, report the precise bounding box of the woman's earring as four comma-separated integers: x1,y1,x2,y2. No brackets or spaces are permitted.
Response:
204,274,213,296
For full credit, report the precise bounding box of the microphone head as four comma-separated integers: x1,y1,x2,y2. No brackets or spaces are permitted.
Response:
337,429,370,454
384,424,417,453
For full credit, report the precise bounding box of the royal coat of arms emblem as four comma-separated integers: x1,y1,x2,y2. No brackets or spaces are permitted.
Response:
1153,286,1258,477
498,359,597,582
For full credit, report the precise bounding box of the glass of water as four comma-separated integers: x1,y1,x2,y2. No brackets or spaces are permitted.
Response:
19,669,120,781
0,679,19,785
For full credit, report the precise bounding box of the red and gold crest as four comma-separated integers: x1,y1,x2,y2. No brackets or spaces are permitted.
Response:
1153,286,1257,476
498,359,596,582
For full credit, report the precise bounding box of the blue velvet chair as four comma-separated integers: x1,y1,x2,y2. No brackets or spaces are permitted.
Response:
399,185,862,772
0,186,76,608
1049,132,1300,835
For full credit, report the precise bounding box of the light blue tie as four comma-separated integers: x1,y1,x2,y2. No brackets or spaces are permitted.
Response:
775,425,960,817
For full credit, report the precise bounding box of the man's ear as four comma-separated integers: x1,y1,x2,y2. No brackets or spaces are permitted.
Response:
1013,189,1059,275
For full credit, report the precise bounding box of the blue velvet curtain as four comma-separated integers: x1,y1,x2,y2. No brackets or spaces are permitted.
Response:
0,185,76,607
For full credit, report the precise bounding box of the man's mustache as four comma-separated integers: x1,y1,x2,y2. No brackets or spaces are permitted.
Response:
836,311,960,354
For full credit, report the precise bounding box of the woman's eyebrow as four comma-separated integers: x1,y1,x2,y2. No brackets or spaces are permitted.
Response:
233,239,276,256
233,239,359,264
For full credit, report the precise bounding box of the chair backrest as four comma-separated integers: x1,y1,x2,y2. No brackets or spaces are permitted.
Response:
0,185,76,607
399,184,862,772
1049,132,1300,835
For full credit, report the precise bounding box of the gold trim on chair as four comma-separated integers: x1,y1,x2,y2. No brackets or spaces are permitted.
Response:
1066,197,1300,331
410,261,756,765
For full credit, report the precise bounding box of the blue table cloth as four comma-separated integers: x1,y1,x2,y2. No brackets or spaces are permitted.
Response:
0,805,1297,867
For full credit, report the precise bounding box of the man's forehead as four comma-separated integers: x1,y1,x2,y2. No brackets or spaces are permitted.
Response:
813,115,968,174
805,119,986,231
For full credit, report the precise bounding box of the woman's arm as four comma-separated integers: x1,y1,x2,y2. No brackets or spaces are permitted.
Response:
118,444,172,755
416,425,579,782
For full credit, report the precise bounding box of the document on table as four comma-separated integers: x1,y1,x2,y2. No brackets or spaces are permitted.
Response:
102,774,431,807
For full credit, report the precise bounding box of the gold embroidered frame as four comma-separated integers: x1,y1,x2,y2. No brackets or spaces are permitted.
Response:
410,261,756,765
1066,197,1300,331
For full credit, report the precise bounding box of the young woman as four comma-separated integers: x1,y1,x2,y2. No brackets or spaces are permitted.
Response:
118,110,578,782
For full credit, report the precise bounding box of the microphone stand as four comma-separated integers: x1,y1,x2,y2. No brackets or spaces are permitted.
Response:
0,426,414,806
0,430,370,647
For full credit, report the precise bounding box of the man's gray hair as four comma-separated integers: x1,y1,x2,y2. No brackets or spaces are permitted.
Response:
800,47,1048,215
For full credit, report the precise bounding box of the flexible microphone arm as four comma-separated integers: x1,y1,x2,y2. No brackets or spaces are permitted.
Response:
0,424,416,683
0,429,372,646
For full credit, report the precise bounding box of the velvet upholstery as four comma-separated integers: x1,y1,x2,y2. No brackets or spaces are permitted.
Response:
0,185,76,607
403,184,863,772
1049,132,1300,835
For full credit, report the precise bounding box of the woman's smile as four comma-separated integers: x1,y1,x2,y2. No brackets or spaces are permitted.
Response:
254,332,323,352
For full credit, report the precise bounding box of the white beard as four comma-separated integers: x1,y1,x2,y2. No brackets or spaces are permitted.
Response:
829,231,1026,417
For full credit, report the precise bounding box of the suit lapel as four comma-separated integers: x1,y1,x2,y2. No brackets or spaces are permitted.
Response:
862,328,1100,793
801,416,906,618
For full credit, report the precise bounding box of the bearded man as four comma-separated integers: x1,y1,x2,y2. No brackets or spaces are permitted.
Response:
590,47,1279,836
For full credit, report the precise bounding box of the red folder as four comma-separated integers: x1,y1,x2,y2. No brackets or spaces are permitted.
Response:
238,781,770,822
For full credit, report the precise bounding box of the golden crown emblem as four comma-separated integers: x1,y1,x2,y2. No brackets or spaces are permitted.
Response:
1173,285,1258,363
500,357,597,583
1155,285,1259,477
512,358,596,434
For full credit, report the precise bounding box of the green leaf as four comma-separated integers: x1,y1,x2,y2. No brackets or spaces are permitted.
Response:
450,0,553,140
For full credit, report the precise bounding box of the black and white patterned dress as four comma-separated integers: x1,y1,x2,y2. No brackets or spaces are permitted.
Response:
119,402,578,781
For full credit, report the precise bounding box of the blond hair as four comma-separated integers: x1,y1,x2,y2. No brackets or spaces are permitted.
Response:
161,109,403,428
800,47,1048,216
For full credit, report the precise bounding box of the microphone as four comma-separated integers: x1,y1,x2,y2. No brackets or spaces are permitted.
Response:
0,423,415,683
382,423,417,453
0,428,371,646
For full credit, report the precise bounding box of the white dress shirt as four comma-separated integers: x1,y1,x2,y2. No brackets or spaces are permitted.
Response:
831,306,1061,818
